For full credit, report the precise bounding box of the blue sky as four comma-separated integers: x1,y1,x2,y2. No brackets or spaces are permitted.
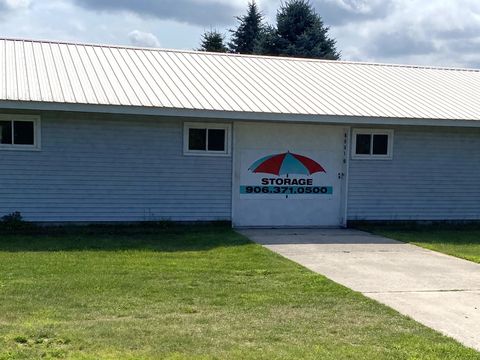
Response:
1,0,479,68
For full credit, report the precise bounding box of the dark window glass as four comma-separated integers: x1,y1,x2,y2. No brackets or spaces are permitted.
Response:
208,129,225,151
372,134,389,155
355,134,371,155
0,121,12,144
13,121,35,145
188,128,206,151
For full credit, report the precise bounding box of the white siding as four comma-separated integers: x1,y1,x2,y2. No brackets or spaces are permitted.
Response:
348,126,480,220
0,112,232,222
3,115,480,223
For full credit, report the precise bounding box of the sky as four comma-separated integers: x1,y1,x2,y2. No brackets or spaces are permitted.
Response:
0,0,479,68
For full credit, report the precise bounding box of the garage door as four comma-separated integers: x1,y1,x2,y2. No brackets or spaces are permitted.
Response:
232,122,348,227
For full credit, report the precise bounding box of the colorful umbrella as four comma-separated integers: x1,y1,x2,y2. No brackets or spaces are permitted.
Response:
248,152,325,176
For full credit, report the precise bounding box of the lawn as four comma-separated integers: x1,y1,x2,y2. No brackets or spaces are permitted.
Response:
360,223,480,264
0,224,478,359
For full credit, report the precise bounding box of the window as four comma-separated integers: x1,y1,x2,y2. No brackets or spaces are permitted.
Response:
184,122,231,156
352,129,393,159
0,115,40,150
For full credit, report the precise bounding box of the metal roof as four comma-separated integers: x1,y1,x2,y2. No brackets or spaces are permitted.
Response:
1,37,480,122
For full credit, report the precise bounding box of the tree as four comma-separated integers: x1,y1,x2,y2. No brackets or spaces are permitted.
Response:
256,0,340,60
253,25,280,56
198,30,228,53
229,1,264,54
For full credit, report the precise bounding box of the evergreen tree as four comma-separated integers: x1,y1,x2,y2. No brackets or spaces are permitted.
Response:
256,0,340,60
253,25,280,56
229,1,264,54
198,30,228,53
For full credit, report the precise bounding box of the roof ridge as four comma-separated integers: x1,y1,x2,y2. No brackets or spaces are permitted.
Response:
0,36,479,73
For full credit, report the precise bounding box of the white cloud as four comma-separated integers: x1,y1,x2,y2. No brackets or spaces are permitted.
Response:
2,0,30,9
0,0,30,13
73,0,240,26
328,0,480,68
128,30,161,48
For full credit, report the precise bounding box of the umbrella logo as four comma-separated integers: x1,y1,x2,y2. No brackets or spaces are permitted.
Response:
248,151,326,176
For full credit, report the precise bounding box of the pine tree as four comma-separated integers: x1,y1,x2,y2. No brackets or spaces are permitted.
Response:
198,30,228,53
253,25,280,56
229,1,264,54
256,0,340,60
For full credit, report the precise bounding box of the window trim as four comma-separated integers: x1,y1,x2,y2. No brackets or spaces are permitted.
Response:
351,128,393,160
0,114,41,151
183,122,231,157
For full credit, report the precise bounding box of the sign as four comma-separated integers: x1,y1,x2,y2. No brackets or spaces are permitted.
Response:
239,150,333,199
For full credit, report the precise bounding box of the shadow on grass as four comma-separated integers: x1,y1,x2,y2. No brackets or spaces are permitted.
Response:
0,222,252,252
354,221,480,246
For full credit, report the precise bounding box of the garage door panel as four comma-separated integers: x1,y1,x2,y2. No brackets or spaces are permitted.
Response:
232,122,347,227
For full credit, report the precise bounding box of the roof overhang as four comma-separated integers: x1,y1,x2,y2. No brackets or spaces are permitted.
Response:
1,100,480,128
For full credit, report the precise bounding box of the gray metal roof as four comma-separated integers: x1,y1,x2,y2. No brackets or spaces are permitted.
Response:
1,37,480,122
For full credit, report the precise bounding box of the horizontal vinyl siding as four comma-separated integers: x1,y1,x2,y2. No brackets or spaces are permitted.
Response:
0,112,232,222
348,126,480,220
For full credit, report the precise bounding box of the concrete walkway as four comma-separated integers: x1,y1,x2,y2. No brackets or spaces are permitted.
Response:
239,228,480,351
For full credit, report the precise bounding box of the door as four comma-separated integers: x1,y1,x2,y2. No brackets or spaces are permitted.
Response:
232,122,347,227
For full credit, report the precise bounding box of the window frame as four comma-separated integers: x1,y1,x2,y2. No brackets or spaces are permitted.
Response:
183,122,231,157
0,114,41,151
351,128,393,160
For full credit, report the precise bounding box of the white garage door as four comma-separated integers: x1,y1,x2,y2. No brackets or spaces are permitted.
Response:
232,122,348,227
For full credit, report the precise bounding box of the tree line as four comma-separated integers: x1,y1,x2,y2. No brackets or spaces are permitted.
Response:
198,0,340,60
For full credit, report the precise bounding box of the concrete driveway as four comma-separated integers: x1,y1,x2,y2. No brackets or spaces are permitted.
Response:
239,228,480,351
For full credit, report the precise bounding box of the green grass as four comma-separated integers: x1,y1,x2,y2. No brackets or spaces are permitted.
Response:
360,223,480,264
0,224,478,359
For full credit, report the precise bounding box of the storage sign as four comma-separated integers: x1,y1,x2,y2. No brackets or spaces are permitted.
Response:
239,151,333,199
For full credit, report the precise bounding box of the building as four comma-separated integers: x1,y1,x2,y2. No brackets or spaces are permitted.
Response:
1,38,480,227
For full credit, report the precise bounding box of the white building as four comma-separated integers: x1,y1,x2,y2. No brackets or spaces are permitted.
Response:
1,38,480,226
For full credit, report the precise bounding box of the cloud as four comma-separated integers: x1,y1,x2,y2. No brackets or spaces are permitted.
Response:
448,37,480,53
73,0,240,26
368,32,436,57
0,0,480,69
312,0,394,25
128,30,161,48
0,0,30,14
1,0,30,10
327,0,480,68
